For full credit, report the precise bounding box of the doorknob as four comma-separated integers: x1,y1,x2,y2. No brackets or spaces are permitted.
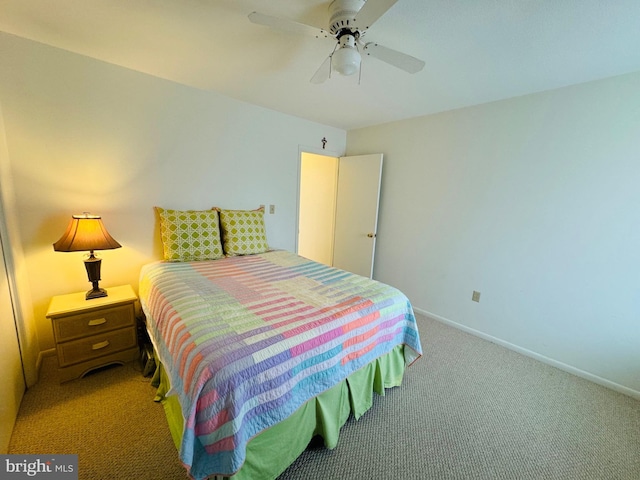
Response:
367,233,376,238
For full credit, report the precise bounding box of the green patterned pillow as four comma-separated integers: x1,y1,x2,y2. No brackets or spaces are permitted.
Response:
218,208,269,256
156,208,224,261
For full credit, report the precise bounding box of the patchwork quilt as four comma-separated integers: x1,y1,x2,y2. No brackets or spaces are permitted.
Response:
139,250,422,479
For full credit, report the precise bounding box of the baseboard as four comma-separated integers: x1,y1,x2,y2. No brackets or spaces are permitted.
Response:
29,349,55,387
413,307,640,401
36,349,56,368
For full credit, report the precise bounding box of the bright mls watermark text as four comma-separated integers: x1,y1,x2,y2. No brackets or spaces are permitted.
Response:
1,455,78,479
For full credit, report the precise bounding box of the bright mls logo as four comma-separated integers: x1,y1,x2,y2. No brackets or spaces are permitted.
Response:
1,455,78,479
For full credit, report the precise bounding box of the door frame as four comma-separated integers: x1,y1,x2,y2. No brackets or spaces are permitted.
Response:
295,145,343,257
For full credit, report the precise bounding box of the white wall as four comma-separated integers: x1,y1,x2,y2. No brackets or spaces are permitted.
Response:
0,101,39,386
0,206,24,453
347,71,640,397
0,32,346,352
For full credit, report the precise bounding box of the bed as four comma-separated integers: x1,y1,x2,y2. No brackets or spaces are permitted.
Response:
138,208,422,480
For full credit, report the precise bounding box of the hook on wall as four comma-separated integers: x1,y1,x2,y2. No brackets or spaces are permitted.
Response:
321,137,327,149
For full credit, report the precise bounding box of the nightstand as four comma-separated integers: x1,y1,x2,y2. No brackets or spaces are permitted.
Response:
46,284,139,383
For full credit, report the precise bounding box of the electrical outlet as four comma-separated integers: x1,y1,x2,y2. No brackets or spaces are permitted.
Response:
472,291,481,302
269,204,275,214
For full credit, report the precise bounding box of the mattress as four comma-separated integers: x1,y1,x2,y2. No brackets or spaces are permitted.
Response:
139,250,422,479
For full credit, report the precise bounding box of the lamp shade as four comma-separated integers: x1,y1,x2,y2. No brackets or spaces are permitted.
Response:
53,214,121,253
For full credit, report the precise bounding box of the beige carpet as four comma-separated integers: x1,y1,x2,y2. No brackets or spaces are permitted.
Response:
9,314,640,479
8,356,189,479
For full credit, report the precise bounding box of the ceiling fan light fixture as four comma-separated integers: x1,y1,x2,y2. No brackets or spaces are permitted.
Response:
332,46,361,76
332,34,361,76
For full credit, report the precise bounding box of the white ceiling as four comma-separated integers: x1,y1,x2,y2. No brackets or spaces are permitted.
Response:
2,0,640,130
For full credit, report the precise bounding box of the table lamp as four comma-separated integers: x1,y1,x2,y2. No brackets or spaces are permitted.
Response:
53,213,122,300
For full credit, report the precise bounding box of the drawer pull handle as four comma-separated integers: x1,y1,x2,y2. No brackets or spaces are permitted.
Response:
88,318,107,326
92,340,110,350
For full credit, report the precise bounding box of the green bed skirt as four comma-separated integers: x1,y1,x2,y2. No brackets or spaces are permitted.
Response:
152,345,407,480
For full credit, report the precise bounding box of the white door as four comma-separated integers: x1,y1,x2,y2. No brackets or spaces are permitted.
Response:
333,154,383,278
0,228,25,453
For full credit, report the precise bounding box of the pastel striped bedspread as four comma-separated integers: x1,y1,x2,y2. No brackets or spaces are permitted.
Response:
139,250,422,479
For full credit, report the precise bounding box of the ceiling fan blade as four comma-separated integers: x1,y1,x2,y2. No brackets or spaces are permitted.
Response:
353,0,399,30
248,11,329,39
310,56,332,84
363,42,425,74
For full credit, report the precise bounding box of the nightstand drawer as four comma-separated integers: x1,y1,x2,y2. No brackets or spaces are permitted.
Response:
56,326,138,367
52,304,134,342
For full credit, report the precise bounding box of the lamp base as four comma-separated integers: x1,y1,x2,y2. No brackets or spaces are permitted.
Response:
86,287,107,300
84,253,108,300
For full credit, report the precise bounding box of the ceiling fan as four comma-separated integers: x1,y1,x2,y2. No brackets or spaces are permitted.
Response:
248,0,425,84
